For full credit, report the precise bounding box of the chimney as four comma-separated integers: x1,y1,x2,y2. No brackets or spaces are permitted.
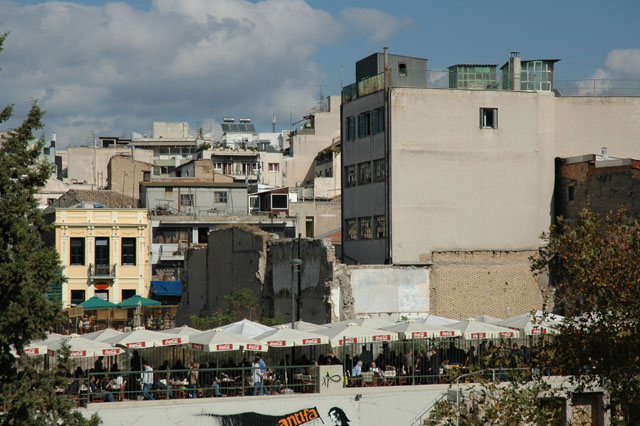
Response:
601,147,608,160
509,51,521,90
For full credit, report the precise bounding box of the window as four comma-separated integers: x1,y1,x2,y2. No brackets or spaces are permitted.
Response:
346,219,357,241
371,107,384,135
398,62,407,77
214,162,223,171
345,165,356,187
359,217,372,239
70,290,86,306
568,185,575,202
374,215,386,239
358,161,371,185
143,171,150,182
153,166,161,176
325,167,332,177
480,108,498,129
70,237,85,265
180,193,193,206
95,237,109,266
373,159,385,182
345,116,356,141
121,238,136,265
271,193,288,209
249,195,260,212
214,191,228,203
268,163,280,172
152,227,191,244
358,112,371,138
121,289,136,301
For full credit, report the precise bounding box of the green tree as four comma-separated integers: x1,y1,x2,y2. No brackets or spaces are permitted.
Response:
0,32,98,425
531,207,640,424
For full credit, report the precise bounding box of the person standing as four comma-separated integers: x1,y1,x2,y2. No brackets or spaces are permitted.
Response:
252,357,264,396
141,361,154,400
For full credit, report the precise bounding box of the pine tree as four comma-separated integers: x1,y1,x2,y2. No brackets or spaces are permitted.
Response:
0,32,99,425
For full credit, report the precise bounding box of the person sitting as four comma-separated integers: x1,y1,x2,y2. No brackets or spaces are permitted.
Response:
212,370,229,397
88,375,114,402
370,362,384,378
351,360,362,378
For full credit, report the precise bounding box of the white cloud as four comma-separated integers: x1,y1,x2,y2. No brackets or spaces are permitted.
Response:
340,7,415,44
591,49,640,79
0,0,343,146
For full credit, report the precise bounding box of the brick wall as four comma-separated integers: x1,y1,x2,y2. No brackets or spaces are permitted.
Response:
108,155,152,202
429,250,548,320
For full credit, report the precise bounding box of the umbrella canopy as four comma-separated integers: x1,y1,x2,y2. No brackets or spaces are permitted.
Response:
82,328,123,342
117,295,161,309
315,322,399,347
47,334,124,358
495,311,562,336
448,318,517,340
418,315,459,326
79,296,118,310
324,316,394,330
473,314,502,325
18,333,65,356
104,327,185,348
382,320,461,339
189,328,267,353
274,320,329,332
161,325,202,336
253,325,329,348
219,319,274,338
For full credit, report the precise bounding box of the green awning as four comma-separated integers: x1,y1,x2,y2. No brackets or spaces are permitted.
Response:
79,296,118,310
117,294,161,309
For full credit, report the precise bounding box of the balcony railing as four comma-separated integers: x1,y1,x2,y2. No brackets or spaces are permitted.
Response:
89,263,116,278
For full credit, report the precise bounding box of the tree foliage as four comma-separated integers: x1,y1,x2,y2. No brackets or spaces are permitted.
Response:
0,32,98,425
531,207,640,424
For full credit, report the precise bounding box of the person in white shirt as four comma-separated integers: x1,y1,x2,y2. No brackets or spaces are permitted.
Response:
141,361,155,400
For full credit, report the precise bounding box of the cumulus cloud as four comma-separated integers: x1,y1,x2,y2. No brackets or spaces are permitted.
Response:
0,0,344,146
340,7,415,44
591,49,640,79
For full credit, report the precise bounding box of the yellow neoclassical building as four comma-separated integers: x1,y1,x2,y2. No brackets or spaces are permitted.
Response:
55,208,150,307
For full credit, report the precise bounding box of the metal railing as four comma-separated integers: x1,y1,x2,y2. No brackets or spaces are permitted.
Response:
89,263,116,278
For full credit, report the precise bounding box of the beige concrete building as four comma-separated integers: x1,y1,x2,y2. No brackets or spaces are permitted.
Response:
55,208,150,307
107,155,153,202
341,51,640,316
284,96,341,188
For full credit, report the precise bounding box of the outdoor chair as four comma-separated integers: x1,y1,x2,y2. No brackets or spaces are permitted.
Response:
301,374,314,393
361,371,375,387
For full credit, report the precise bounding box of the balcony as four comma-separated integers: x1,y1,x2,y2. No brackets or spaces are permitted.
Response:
89,263,116,279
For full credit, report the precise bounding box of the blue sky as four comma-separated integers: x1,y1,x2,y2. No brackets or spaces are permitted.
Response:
1,0,639,146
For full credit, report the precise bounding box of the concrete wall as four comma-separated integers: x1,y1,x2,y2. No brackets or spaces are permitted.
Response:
142,185,248,216
108,155,153,202
67,147,132,188
288,201,341,239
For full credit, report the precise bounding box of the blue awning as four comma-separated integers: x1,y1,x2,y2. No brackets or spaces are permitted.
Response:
150,281,182,297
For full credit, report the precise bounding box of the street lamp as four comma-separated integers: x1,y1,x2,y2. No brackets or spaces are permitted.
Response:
290,258,303,329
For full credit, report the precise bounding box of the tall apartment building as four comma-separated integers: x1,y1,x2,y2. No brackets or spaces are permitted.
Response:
340,50,640,316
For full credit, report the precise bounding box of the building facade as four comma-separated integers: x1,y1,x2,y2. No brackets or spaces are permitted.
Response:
55,208,150,307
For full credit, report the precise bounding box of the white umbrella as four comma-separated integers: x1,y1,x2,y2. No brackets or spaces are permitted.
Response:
104,327,186,349
324,316,394,330
382,320,461,339
161,325,202,336
253,325,329,347
47,334,124,358
13,333,65,356
189,328,267,353
418,315,459,326
315,322,399,347
449,318,517,340
219,319,274,338
82,328,123,342
274,320,329,332
473,314,502,325
496,311,562,337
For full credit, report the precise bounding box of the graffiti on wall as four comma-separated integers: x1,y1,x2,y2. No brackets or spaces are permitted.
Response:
201,406,351,426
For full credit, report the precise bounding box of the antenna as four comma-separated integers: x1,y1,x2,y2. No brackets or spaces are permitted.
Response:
272,113,276,132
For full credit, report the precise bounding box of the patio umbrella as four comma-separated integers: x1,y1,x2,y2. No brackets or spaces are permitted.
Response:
161,325,202,336
104,327,186,349
117,295,161,309
323,316,394,330
82,328,123,342
418,315,459,326
473,314,502,325
11,333,64,357
495,311,562,337
274,320,329,332
315,322,399,347
253,325,329,347
219,319,274,338
189,328,267,353
47,334,124,358
448,318,517,340
382,320,461,339
79,296,118,310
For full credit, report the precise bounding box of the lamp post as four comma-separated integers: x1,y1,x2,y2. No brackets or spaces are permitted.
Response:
290,258,303,329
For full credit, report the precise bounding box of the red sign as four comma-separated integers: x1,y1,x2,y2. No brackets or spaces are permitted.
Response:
412,332,427,338
216,344,233,351
339,338,357,345
102,349,120,356
24,348,39,355
268,340,286,347
94,283,109,290
302,338,320,345
47,350,55,356
192,343,205,350
470,333,486,339
499,331,514,337
373,335,390,342
162,338,181,346
530,328,547,335
70,350,86,358
440,330,456,337
126,342,146,348
246,344,262,351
